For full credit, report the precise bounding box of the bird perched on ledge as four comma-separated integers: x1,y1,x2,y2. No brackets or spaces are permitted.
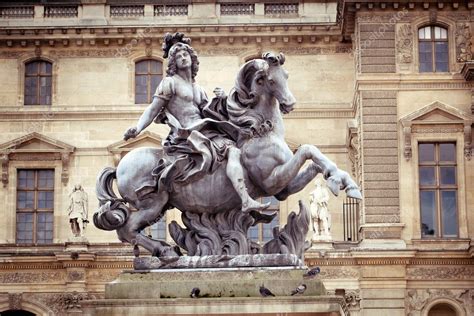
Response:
190,287,200,298
259,285,275,297
303,266,321,278
291,284,307,296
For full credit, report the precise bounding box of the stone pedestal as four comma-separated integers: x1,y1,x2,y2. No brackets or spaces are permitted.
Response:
81,265,346,315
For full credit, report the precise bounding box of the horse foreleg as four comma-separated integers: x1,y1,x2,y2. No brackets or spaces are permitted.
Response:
275,162,321,200
116,191,181,257
297,145,362,199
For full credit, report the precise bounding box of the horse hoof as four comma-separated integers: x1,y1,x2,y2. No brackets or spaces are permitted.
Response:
326,177,341,196
346,187,362,200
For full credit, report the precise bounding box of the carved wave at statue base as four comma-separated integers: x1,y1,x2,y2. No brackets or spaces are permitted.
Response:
167,200,309,260
134,254,303,270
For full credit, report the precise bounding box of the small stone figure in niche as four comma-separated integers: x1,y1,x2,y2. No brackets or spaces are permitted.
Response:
309,178,331,241
68,184,89,237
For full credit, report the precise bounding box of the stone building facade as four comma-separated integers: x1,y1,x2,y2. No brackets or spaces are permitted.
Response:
0,0,472,315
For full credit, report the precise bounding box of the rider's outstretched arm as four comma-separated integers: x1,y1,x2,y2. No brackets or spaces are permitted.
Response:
136,97,166,133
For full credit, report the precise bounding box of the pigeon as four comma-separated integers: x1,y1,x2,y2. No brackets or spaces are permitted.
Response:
190,287,200,298
291,284,307,296
303,267,321,278
259,285,275,297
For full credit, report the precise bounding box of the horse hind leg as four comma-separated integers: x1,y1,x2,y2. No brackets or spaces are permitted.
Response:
117,190,181,257
275,162,321,200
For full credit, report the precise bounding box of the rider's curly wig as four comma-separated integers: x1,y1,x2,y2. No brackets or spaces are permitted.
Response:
166,43,199,82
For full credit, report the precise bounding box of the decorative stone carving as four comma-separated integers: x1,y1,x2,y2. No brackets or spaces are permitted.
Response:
397,24,413,64
67,270,85,282
0,271,66,283
345,290,361,308
347,120,359,178
406,289,472,316
455,23,473,62
319,267,359,279
400,101,473,160
407,266,474,280
0,133,75,186
309,178,332,242
8,293,22,310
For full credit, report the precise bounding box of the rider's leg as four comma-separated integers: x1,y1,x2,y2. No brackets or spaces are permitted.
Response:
226,147,270,213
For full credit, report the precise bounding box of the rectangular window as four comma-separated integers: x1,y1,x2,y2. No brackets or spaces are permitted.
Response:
16,169,54,244
418,143,458,238
248,197,280,243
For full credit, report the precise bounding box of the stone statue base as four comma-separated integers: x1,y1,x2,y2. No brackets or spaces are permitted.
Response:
134,254,303,270
81,267,347,315
311,239,334,250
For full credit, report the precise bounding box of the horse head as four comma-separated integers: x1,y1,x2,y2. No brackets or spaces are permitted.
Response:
261,52,296,114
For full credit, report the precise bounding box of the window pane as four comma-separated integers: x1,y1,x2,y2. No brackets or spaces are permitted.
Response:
262,211,279,242
435,42,449,72
434,26,441,39
38,170,54,188
418,28,425,39
38,191,54,209
150,217,167,240
420,191,437,237
18,170,35,189
440,167,456,186
24,77,38,105
39,76,52,105
440,28,447,40
37,212,53,243
439,143,455,162
135,61,148,74
419,143,435,162
40,61,52,74
441,191,457,237
17,191,34,209
150,75,162,96
419,42,433,73
150,60,162,74
135,75,148,104
16,213,34,243
419,167,435,186
424,26,431,39
248,225,259,241
25,62,38,75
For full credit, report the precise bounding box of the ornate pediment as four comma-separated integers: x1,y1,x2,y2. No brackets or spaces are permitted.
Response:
400,101,472,160
107,131,163,166
0,132,75,186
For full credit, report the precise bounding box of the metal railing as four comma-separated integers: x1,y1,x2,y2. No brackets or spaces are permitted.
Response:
343,197,360,242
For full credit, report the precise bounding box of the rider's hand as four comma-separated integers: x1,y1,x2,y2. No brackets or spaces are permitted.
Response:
124,127,139,140
213,87,227,99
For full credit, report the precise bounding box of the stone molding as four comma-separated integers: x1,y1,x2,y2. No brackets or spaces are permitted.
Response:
400,101,473,160
407,266,474,280
107,131,163,165
0,132,75,186
406,289,471,316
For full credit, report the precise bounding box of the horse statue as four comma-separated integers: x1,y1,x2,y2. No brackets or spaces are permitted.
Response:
94,50,361,259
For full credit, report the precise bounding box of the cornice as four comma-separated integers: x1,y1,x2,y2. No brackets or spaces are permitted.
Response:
0,107,356,121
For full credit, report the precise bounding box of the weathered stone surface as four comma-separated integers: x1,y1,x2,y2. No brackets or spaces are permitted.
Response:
362,99,397,107
364,197,399,207
363,115,397,124
362,107,397,115
363,139,398,148
134,254,304,270
364,173,398,181
363,131,397,140
361,91,397,99
106,267,324,299
363,148,398,156
361,65,397,73
364,165,399,173
365,206,400,215
361,57,396,65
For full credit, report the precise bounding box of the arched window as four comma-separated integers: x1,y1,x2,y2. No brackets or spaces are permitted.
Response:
24,60,52,105
135,59,163,104
428,303,457,316
418,25,449,72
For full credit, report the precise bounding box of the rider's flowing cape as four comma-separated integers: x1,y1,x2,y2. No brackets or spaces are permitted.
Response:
138,76,241,198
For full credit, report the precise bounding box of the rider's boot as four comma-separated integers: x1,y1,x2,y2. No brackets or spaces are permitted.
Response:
236,179,270,213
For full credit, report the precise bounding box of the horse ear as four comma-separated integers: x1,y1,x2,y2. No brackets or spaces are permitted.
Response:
279,52,286,65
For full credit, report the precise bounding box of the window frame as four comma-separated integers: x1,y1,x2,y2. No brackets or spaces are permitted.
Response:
16,169,55,245
134,58,163,105
24,59,53,106
418,24,449,73
418,142,459,239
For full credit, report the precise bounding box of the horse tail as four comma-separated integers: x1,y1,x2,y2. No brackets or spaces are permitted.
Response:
93,167,130,231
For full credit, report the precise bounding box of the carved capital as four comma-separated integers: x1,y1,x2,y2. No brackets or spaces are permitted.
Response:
463,124,472,160
0,153,9,187
345,290,361,308
61,152,70,185
403,126,412,160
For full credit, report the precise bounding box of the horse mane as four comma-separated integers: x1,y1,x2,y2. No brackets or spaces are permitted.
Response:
226,59,269,138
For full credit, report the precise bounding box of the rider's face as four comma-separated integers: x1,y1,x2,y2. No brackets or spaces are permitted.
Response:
175,49,191,70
